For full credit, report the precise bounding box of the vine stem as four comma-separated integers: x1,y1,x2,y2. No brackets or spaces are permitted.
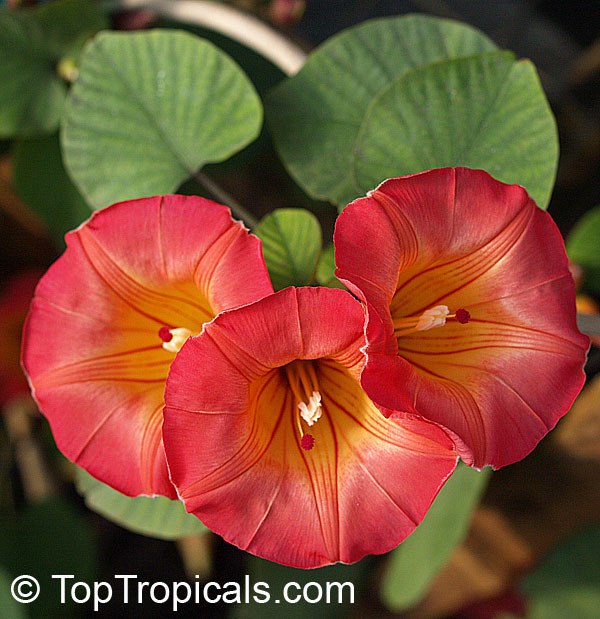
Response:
193,170,259,229
103,0,307,76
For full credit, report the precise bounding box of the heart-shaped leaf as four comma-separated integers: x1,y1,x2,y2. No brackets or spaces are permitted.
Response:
76,468,207,540
266,15,496,206
0,567,27,619
0,0,108,137
355,51,558,208
62,29,262,209
381,463,491,611
316,244,345,289
567,205,600,293
255,208,322,290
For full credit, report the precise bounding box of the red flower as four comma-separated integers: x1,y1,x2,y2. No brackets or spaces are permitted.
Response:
334,168,588,469
22,195,273,497
163,287,457,568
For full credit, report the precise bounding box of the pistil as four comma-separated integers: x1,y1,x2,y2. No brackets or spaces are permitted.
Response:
394,305,470,337
284,361,323,451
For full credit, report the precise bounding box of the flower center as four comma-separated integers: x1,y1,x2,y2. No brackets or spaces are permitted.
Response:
393,305,470,337
158,326,195,353
283,360,323,451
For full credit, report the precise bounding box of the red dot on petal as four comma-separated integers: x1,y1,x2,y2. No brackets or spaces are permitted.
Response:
301,434,315,451
158,326,173,342
455,308,471,324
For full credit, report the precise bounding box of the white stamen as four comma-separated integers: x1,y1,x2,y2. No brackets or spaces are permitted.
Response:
298,390,322,426
162,327,193,353
416,305,450,331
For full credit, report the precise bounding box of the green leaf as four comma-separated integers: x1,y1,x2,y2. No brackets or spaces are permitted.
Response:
0,498,98,618
521,526,600,619
76,468,207,540
24,0,108,58
62,29,263,209
566,205,600,294
233,556,368,619
0,0,108,138
255,208,322,290
266,14,497,206
381,463,491,611
0,566,27,619
315,244,345,289
567,206,600,268
355,51,558,209
13,133,91,247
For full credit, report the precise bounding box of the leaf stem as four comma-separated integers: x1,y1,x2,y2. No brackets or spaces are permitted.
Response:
192,170,259,229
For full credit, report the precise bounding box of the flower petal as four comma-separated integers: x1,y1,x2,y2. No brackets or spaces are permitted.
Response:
164,287,457,568
22,195,273,497
335,168,588,468
80,194,273,314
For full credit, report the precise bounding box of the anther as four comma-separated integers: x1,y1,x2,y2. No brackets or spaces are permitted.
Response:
284,362,323,452
298,391,322,426
416,305,450,331
160,327,193,353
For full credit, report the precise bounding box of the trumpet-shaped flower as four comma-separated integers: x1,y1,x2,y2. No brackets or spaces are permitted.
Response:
163,287,457,568
334,168,589,469
22,195,273,497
